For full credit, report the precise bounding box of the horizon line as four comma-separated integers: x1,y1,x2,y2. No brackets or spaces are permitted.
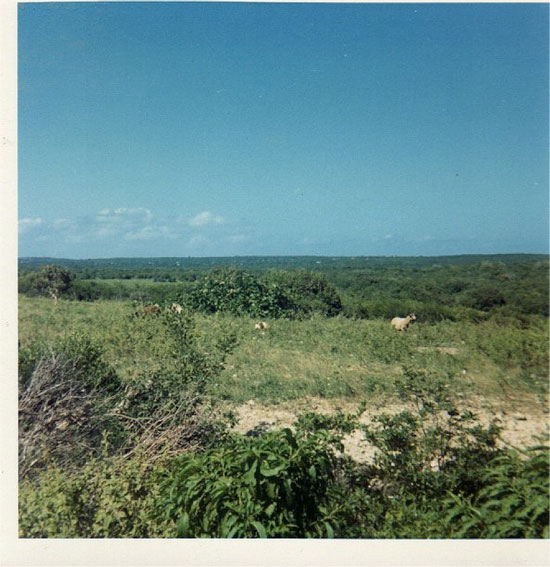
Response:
18,252,549,261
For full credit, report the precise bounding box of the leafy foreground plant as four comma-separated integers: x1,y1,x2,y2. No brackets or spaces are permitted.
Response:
444,443,550,538
19,450,167,538
19,416,355,538
19,405,549,538
155,414,358,538
363,365,503,499
19,352,549,539
358,364,549,538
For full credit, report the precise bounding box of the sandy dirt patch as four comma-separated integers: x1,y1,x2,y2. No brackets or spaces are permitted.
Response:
229,397,549,463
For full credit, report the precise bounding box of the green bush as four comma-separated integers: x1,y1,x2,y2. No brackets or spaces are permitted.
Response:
19,333,119,392
357,364,505,537
184,267,343,319
102,307,238,460
154,421,351,538
266,269,343,317
18,270,36,295
184,267,298,318
18,342,45,389
444,443,550,538
19,419,350,538
18,309,236,479
463,287,507,312
124,308,237,417
28,264,75,301
19,453,165,538
18,395,549,538
68,279,104,301
467,320,549,379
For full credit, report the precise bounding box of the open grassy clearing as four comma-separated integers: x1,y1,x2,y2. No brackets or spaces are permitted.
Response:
19,295,548,414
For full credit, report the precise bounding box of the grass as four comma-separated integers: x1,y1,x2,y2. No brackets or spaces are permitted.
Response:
17,294,550,540
19,295,549,410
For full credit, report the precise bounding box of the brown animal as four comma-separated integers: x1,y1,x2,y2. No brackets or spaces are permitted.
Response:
390,313,417,331
135,304,160,316
254,321,268,331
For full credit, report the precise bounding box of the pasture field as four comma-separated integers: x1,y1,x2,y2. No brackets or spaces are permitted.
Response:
17,258,550,538
18,294,548,407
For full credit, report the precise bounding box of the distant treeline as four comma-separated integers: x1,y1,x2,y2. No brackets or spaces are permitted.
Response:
18,253,548,276
18,255,549,322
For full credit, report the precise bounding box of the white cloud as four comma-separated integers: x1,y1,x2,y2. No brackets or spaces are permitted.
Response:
19,218,42,234
96,207,152,225
20,207,248,256
124,225,179,241
114,207,153,221
88,207,167,242
189,211,224,227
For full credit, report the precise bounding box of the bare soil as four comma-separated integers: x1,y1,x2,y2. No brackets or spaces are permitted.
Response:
229,396,549,463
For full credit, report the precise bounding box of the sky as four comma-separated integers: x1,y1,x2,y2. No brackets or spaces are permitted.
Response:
17,2,549,259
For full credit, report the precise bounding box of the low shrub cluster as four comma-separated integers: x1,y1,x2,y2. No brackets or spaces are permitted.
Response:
156,423,348,538
18,265,75,301
446,443,550,538
19,360,549,538
19,453,165,538
18,334,124,478
267,269,343,317
18,308,236,480
183,267,342,319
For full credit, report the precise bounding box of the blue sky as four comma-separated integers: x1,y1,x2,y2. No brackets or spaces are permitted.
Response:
18,2,549,258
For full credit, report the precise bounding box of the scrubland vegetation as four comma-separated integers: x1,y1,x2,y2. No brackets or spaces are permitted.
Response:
18,255,549,538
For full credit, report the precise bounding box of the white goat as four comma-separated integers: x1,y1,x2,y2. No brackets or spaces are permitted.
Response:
390,313,417,331
170,303,183,314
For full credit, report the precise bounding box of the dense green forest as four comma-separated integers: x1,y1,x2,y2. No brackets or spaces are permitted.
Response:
19,254,549,322
18,255,549,539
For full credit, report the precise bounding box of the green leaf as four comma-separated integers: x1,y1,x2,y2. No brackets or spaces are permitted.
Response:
251,521,267,538
226,525,240,539
260,464,286,478
457,518,481,538
282,428,298,449
177,512,190,538
265,503,277,517
220,514,238,537
324,521,335,539
243,460,258,483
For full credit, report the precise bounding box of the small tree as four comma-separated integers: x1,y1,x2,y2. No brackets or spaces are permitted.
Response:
30,265,75,303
